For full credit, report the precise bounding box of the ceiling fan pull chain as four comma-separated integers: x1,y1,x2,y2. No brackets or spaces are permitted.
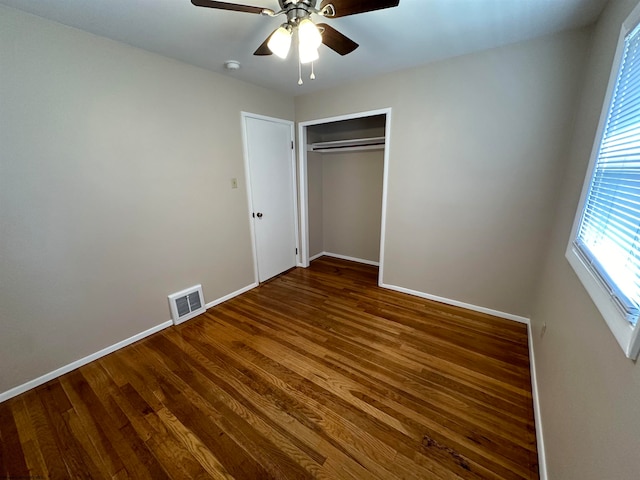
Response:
298,57,303,85
310,61,316,80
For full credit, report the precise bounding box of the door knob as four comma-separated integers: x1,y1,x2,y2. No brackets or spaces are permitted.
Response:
256,212,263,218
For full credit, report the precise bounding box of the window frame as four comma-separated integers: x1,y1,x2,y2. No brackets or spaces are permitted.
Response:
566,1,640,360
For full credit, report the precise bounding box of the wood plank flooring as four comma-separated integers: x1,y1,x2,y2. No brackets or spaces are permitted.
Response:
0,257,538,479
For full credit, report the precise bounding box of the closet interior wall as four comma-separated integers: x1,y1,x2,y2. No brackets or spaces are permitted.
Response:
307,115,386,264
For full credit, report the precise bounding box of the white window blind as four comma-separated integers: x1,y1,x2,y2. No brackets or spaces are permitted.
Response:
575,22,640,327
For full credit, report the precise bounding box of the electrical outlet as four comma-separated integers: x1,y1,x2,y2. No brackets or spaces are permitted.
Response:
231,178,238,189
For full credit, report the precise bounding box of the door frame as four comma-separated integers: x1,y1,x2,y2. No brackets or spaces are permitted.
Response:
297,107,392,286
241,112,300,284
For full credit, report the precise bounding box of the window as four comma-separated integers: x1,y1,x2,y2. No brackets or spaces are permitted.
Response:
567,4,640,359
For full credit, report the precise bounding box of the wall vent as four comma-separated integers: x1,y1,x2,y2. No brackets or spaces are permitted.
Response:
168,285,205,325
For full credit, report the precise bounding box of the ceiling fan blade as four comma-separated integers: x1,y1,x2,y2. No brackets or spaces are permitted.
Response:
320,0,399,18
317,23,358,56
191,0,268,15
254,30,275,55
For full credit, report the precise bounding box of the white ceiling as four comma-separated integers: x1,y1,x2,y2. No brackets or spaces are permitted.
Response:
0,0,608,96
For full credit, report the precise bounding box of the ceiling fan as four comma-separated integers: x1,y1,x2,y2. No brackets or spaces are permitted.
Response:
191,0,401,83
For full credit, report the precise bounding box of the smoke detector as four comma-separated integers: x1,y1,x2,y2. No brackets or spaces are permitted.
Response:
224,60,241,71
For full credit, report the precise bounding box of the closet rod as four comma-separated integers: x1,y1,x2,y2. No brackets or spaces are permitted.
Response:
309,136,385,153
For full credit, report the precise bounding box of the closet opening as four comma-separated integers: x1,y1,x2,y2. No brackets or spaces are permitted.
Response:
298,108,391,286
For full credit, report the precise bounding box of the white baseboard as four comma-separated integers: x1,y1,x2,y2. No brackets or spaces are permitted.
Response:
0,281,260,403
0,320,173,403
205,282,258,309
380,280,546,478
527,324,548,480
309,252,324,262
0,278,547,479
379,282,529,324
318,251,380,266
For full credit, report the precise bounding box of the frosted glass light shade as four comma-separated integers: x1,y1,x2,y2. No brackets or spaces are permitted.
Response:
268,26,292,59
299,43,319,64
298,19,322,49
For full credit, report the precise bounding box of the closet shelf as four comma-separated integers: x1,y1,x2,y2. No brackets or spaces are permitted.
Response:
308,136,385,153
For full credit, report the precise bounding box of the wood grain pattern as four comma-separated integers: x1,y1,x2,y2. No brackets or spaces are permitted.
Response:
0,257,538,479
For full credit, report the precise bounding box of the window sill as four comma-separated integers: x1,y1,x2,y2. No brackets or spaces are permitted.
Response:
566,243,640,359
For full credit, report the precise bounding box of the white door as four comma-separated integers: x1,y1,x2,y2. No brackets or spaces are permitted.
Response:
243,114,297,282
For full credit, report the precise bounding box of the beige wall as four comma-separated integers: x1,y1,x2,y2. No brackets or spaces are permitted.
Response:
530,0,640,478
322,151,384,262
296,29,591,317
0,6,294,393
307,151,324,257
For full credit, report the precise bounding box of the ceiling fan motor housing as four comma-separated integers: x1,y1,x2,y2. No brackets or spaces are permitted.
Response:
282,0,318,24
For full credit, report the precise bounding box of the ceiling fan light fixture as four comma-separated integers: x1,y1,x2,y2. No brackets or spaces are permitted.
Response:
268,25,292,59
299,44,319,64
192,0,401,84
298,19,322,50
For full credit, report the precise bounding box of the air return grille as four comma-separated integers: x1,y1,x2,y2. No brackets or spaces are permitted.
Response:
168,285,205,325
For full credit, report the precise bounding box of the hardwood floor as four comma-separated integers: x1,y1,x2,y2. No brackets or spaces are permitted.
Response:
0,257,538,479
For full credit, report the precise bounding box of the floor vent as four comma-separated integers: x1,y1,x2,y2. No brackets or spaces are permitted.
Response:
168,285,205,325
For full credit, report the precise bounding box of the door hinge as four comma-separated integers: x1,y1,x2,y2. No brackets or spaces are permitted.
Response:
291,141,294,150
296,248,298,254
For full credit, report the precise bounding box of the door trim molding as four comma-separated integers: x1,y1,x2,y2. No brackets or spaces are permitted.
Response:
297,108,392,286
241,112,299,284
